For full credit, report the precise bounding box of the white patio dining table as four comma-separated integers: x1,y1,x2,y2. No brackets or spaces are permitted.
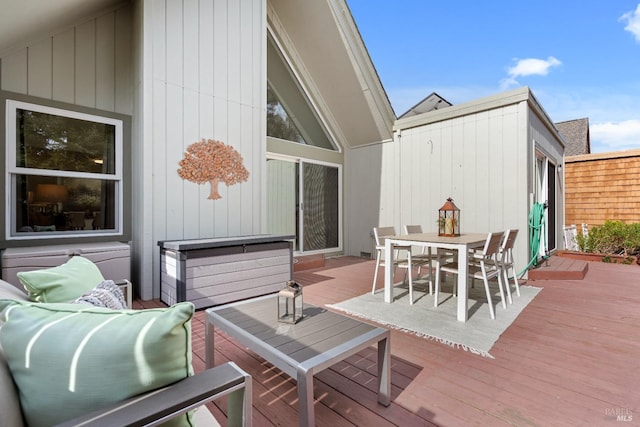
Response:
383,232,488,322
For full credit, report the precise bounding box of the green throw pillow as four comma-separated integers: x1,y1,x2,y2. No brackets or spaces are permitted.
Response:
0,300,195,427
17,256,105,303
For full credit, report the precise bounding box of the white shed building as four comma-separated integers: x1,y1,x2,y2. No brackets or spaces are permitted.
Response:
347,87,565,274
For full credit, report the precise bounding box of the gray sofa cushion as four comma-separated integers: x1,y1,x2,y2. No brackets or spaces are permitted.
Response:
0,280,26,427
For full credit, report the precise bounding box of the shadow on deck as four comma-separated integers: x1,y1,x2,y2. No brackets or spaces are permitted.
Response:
135,255,640,426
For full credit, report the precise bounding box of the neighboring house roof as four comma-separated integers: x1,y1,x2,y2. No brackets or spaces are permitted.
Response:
394,86,559,138
399,92,453,119
555,118,591,156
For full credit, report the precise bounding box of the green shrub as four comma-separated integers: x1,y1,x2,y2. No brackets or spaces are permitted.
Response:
576,220,640,257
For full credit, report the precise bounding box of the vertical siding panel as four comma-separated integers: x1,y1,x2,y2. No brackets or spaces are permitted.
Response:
199,0,214,96
240,0,258,235
213,93,229,236
240,104,254,235
461,115,477,232
154,79,172,238
75,20,97,108
52,29,75,103
379,138,398,226
151,0,168,255
346,144,382,253
183,1,199,91
398,131,410,227
198,94,215,235
164,0,184,239
212,0,228,237
1,49,28,92
115,6,133,114
239,0,254,107
166,0,183,86
487,110,503,229
152,0,166,82
27,38,52,99
197,0,215,235
450,117,464,202
183,90,200,238
439,120,453,202
469,112,488,231
499,110,519,228
225,0,242,235
429,122,443,224
226,0,241,105
212,0,228,101
96,13,116,111
182,1,201,238
253,0,265,234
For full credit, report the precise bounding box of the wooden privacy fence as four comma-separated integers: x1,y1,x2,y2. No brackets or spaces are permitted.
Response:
565,149,640,233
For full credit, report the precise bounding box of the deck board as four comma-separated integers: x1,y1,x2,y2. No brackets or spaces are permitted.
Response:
134,256,640,426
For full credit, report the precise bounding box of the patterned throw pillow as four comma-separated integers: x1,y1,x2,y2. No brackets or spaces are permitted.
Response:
17,256,105,303
72,279,127,309
0,300,195,427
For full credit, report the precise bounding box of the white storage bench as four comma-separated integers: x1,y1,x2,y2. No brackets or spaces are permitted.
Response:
158,234,294,309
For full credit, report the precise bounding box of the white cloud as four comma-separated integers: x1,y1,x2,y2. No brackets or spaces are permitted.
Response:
591,120,640,150
500,56,562,89
620,4,640,42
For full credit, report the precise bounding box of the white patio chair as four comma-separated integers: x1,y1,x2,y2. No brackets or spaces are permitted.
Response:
434,231,507,320
372,226,424,304
403,224,451,296
498,229,520,303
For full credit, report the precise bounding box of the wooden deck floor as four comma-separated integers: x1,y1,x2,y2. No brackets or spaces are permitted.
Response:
136,256,640,426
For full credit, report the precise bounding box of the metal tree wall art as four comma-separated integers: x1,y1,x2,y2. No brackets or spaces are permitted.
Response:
177,138,250,200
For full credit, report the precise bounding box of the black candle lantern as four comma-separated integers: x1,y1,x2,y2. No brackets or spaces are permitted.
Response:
438,197,460,237
277,281,303,324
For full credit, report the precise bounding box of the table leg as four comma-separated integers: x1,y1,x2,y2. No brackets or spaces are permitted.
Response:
297,368,314,427
377,333,391,406
384,238,393,303
457,245,469,322
205,319,215,368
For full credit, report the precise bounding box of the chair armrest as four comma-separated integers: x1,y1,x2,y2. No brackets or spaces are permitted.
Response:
54,362,252,427
113,279,132,308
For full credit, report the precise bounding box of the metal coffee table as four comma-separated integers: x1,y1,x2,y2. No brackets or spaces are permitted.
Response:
205,294,391,426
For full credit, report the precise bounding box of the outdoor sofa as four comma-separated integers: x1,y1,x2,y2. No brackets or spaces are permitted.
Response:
0,256,252,426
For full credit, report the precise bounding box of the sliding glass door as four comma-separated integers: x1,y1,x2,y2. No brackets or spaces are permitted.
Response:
267,158,341,253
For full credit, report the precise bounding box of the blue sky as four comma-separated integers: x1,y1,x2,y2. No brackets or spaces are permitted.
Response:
347,1,640,153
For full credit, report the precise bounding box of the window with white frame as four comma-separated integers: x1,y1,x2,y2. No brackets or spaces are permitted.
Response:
5,99,124,240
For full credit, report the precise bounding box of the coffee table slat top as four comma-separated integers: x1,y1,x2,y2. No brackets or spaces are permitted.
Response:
207,294,386,366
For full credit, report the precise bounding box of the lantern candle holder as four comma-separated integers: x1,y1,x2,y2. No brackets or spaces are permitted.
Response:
277,281,303,324
438,197,460,237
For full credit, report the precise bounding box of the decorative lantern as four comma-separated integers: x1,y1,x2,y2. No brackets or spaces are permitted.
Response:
277,281,303,324
438,197,460,237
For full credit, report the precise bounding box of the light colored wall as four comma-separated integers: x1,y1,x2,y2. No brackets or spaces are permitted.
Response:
1,0,266,300
346,96,554,276
344,143,384,257
0,5,132,114
135,0,266,299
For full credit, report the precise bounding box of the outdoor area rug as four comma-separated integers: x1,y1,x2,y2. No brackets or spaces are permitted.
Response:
327,279,542,358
